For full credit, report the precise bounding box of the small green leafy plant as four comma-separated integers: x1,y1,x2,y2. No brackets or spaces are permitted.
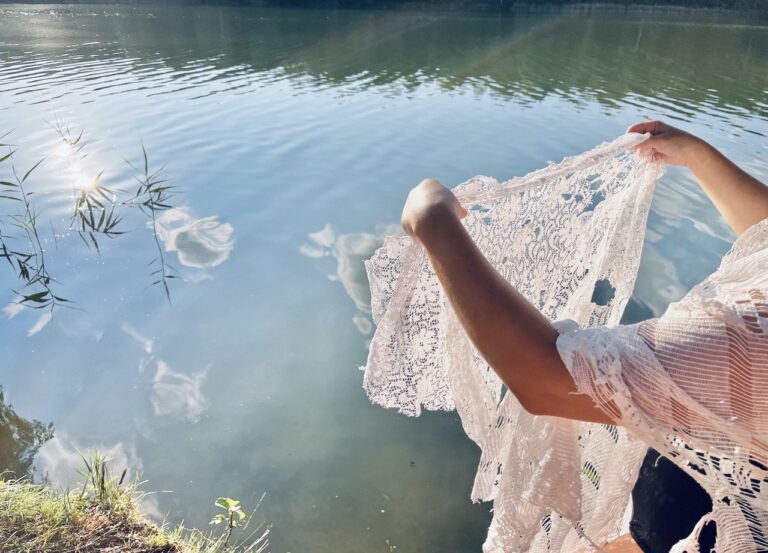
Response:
210,497,246,547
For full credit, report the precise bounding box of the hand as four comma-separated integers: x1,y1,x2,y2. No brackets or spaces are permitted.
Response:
627,120,707,167
401,178,468,244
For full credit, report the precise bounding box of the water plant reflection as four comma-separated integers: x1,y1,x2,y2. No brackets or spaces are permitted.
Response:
0,124,234,320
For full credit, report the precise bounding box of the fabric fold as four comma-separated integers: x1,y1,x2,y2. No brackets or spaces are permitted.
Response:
556,217,768,552
364,133,662,551
365,131,768,550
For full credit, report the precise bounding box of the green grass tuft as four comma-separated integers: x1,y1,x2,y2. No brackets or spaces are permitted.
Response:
0,452,269,553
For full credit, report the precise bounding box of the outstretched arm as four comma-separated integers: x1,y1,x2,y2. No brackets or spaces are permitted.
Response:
401,179,613,424
628,120,768,235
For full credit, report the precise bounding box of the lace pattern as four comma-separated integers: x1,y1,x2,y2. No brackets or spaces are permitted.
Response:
557,217,768,552
364,134,662,552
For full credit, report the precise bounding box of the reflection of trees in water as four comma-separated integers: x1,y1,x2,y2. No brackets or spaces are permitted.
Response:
1,7,766,116
0,387,54,479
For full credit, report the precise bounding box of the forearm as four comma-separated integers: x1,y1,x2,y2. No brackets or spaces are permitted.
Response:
689,141,768,235
417,210,612,424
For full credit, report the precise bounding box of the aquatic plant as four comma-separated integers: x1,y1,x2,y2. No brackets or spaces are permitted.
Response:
0,132,63,311
126,143,179,301
58,122,179,301
0,125,179,311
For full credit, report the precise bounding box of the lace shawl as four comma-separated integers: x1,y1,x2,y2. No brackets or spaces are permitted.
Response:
557,217,768,552
364,132,768,551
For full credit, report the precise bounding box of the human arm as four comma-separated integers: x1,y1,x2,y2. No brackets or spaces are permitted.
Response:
628,120,768,235
401,178,614,424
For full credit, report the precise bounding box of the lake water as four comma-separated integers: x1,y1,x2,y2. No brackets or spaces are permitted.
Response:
0,4,767,552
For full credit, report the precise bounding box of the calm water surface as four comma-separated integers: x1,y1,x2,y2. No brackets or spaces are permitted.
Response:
1,4,767,552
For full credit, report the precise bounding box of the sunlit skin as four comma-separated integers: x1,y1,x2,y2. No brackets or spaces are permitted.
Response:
400,120,768,551
628,120,768,235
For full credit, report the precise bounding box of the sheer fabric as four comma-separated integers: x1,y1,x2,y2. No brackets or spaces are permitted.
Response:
364,132,768,551
557,217,768,552
365,134,659,552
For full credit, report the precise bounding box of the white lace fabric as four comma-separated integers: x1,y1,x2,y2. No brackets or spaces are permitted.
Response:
557,217,768,552
364,133,768,551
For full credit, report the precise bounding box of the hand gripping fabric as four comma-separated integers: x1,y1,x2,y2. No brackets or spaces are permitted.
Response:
364,133,662,552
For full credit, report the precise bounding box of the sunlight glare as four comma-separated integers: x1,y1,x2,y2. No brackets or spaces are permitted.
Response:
55,139,74,160
75,174,96,191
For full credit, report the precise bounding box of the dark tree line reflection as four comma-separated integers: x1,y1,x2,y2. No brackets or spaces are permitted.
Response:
1,7,766,119
0,387,53,479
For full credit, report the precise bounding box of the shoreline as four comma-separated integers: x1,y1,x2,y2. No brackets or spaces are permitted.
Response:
0,454,269,553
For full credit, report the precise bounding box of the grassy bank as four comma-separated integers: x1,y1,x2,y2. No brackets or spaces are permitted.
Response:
0,453,269,553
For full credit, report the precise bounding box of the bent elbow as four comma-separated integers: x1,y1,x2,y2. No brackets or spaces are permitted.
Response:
514,386,616,424
515,390,556,418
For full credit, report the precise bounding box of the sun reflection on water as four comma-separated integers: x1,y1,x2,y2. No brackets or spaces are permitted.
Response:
54,139,74,160
53,131,99,193
74,173,99,192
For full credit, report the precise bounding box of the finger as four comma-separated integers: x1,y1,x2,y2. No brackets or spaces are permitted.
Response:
448,192,468,219
627,120,664,135
633,147,658,163
419,177,442,189
633,145,667,164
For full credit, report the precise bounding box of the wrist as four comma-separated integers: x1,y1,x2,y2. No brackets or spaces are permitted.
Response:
685,137,718,172
412,203,464,252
